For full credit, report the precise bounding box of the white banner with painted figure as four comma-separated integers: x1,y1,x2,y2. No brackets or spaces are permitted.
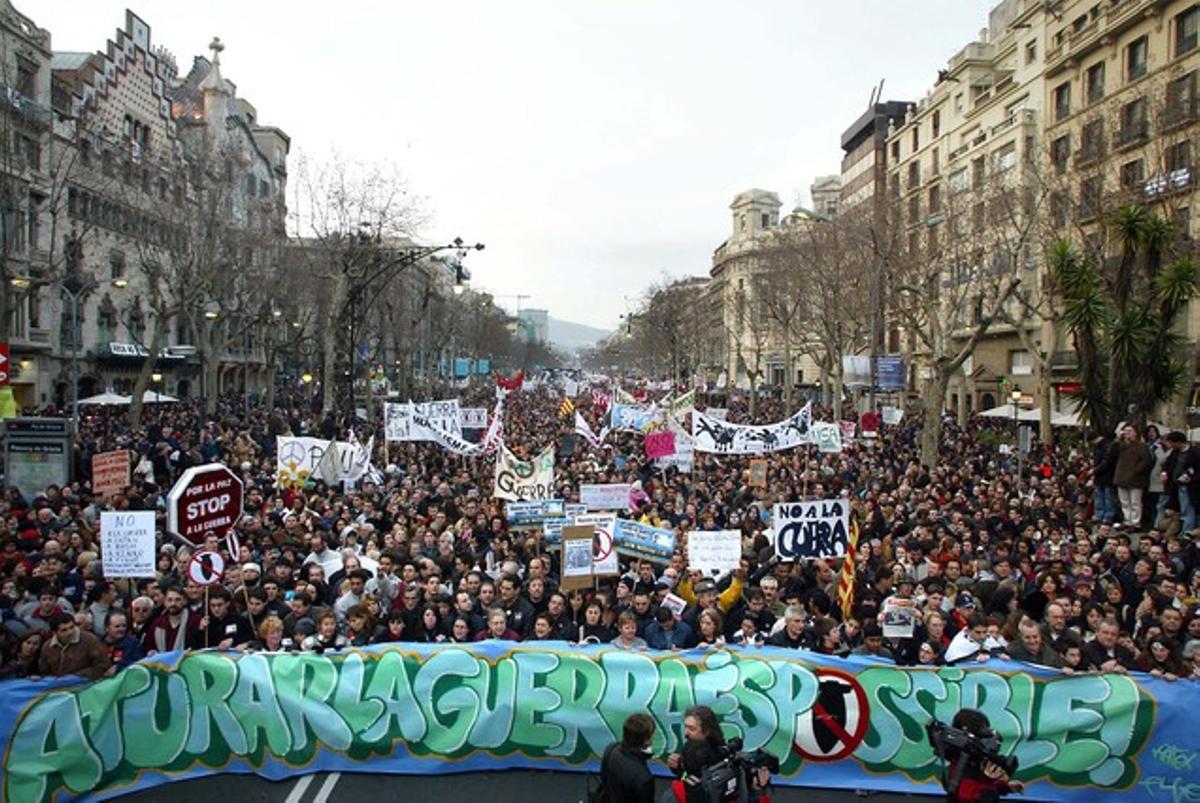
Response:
810,421,844,454
493,444,556,501
691,401,813,454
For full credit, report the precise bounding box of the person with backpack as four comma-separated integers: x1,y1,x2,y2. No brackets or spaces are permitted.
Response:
595,713,656,803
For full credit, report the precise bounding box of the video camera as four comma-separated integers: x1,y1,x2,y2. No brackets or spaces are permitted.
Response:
925,717,1017,794
696,738,780,803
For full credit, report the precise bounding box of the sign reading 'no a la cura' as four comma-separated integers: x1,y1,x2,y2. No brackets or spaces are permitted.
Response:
772,499,850,560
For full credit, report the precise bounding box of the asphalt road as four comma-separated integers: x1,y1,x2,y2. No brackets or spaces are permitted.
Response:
121,771,935,803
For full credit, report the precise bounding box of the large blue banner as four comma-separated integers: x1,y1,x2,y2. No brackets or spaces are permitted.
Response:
1,643,1197,802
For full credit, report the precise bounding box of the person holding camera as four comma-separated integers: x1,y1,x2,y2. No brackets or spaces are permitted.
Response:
664,705,772,803
929,709,1023,802
595,713,656,803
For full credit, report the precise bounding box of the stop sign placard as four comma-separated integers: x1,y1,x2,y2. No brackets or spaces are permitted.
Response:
166,463,244,546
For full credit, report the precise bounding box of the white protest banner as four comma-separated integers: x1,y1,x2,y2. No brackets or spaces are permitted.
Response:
385,400,462,442
882,406,904,425
772,498,851,560
811,421,844,454
573,512,619,575
706,407,728,421
580,483,631,511
459,407,488,429
100,511,156,578
687,530,742,577
494,445,556,501
692,402,812,454
276,436,331,488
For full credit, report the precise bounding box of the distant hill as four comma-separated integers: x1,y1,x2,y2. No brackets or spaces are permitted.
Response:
548,317,611,350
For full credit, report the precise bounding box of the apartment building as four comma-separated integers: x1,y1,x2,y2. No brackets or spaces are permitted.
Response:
885,0,1062,417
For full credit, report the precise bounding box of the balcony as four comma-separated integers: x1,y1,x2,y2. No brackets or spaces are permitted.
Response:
1114,119,1149,150
1144,167,1195,198
1160,97,1200,133
0,86,52,131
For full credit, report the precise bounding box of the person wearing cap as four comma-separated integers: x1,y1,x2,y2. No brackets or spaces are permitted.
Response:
675,567,744,631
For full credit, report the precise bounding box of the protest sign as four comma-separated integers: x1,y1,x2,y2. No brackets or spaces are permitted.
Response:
579,483,631,511
749,459,768,487
560,526,595,590
494,445,555,501
2,643,1187,803
706,407,728,420
99,511,156,578
92,450,130,499
773,499,851,560
459,407,488,429
613,519,676,563
506,499,566,530
839,420,857,443
811,421,844,454
542,517,565,549
656,432,694,473
644,431,676,459
687,530,742,576
660,593,687,618
610,403,662,433
881,406,903,425
882,598,916,639
573,513,618,575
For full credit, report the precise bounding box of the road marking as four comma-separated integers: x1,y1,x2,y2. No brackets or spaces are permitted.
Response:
284,775,314,803
312,772,342,803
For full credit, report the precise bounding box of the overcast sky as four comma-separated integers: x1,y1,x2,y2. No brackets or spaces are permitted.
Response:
37,0,995,330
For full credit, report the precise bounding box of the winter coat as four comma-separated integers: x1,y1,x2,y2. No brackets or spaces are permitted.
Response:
38,627,112,680
1113,440,1152,489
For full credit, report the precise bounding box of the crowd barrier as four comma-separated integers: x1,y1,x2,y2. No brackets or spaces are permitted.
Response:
1,642,1197,802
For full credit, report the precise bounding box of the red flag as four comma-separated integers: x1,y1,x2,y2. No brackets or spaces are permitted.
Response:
495,370,524,391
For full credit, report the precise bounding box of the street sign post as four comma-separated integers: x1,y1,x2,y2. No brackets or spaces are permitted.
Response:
166,463,244,547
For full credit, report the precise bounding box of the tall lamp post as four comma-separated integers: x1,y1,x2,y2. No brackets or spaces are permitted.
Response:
1011,388,1024,477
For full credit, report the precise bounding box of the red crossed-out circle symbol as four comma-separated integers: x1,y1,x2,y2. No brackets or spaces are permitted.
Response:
592,524,614,562
792,668,869,762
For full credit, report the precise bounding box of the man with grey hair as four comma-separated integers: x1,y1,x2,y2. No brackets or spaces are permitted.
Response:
767,605,807,649
1006,619,1061,668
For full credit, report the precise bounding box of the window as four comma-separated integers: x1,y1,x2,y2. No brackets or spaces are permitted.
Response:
1167,139,1192,173
1025,40,1037,65
907,161,920,189
928,184,942,215
14,134,38,171
954,93,964,114
949,167,969,193
1177,5,1199,56
127,303,145,343
889,174,900,199
97,299,116,345
79,139,91,168
1010,350,1033,376
246,173,257,199
1086,62,1105,104
1051,135,1070,174
931,146,940,176
908,194,921,224
1051,191,1068,228
15,57,35,97
1127,36,1148,81
1118,98,1147,145
993,142,1017,173
1079,119,1105,162
932,110,941,138
760,213,769,228
891,140,899,161
912,126,919,152
1164,72,1198,128
109,249,126,281
1080,175,1104,220
1054,82,1071,121
972,156,986,188
1120,159,1145,188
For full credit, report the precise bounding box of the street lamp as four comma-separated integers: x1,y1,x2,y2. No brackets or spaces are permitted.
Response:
1011,389,1023,476
151,371,163,404
301,371,313,385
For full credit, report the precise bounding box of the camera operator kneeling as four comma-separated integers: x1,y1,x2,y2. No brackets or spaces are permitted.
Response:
926,709,1024,802
664,705,776,803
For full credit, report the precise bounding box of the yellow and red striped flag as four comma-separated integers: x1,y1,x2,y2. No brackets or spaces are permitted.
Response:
559,397,575,418
837,519,861,620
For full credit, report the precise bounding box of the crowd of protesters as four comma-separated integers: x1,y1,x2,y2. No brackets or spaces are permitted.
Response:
0,378,1198,685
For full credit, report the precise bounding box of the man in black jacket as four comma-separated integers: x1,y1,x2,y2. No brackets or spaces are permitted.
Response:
1163,432,1200,532
599,713,656,803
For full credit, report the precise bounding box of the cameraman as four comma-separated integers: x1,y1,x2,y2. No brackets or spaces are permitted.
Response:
940,709,1024,802
664,705,771,803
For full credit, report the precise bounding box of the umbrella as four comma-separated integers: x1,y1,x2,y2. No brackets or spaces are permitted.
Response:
141,390,179,403
78,391,132,406
979,404,1019,419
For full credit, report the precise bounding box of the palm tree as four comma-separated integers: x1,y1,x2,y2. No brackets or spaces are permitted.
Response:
1053,205,1198,434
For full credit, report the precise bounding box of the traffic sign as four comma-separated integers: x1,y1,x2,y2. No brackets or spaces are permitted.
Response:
187,550,225,586
0,342,10,385
166,463,244,546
